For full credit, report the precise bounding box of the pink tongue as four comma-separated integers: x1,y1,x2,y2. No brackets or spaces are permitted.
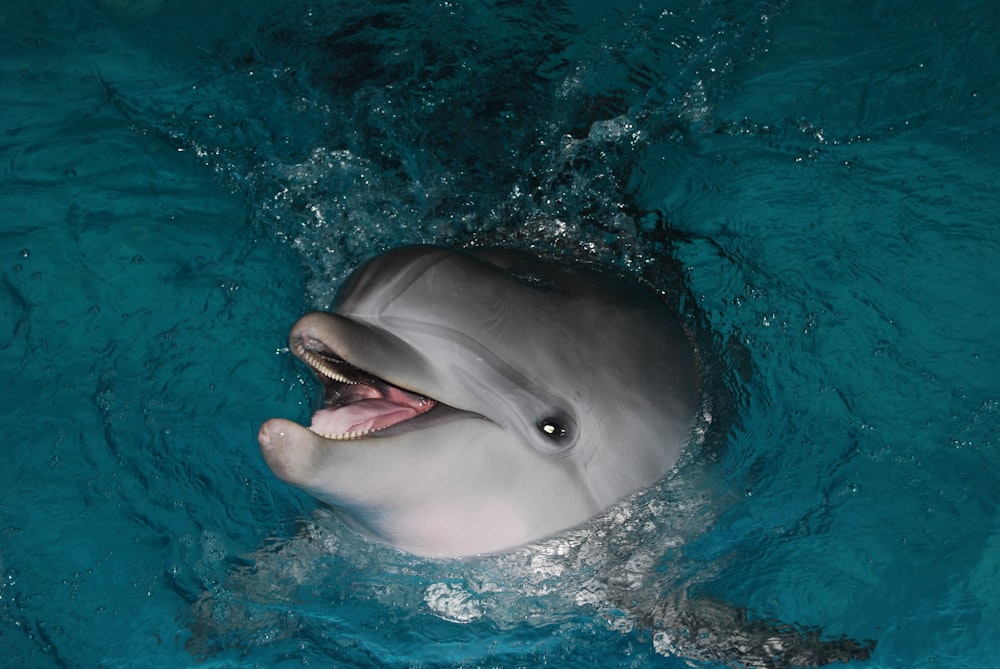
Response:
310,386,433,437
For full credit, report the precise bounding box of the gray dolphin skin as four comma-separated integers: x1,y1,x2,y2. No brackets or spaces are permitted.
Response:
259,245,700,557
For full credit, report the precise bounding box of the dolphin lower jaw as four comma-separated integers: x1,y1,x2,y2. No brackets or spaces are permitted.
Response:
260,414,566,555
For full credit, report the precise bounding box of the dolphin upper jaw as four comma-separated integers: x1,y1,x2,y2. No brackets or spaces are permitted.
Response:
288,311,441,401
286,310,582,452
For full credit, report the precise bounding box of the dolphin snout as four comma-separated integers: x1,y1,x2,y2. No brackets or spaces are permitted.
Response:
258,418,306,484
258,418,285,451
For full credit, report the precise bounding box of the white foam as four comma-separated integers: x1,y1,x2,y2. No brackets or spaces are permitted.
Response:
423,582,485,623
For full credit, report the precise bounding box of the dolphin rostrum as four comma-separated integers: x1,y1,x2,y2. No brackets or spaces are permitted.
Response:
258,245,701,557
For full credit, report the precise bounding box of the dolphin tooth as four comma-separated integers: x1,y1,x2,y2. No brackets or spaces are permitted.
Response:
313,428,371,441
295,344,360,385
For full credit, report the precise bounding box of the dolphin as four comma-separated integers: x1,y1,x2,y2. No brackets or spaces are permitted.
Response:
241,245,879,666
258,245,700,557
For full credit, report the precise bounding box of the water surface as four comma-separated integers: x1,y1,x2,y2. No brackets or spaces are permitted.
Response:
1,1,998,667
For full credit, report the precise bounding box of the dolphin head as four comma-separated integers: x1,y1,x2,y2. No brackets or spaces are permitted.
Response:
259,245,700,557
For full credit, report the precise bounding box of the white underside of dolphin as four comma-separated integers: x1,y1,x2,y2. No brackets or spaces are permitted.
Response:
259,245,701,557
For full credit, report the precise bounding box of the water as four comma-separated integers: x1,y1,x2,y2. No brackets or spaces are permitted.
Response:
1,0,997,667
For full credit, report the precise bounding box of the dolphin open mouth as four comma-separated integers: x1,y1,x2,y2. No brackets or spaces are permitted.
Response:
292,336,436,440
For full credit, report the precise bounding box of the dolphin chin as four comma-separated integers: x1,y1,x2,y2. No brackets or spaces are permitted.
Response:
259,245,701,557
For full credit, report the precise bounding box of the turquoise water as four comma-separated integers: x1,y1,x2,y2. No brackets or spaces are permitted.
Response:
2,0,998,667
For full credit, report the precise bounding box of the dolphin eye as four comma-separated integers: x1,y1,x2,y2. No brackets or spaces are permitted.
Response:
537,417,568,441
534,410,576,453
